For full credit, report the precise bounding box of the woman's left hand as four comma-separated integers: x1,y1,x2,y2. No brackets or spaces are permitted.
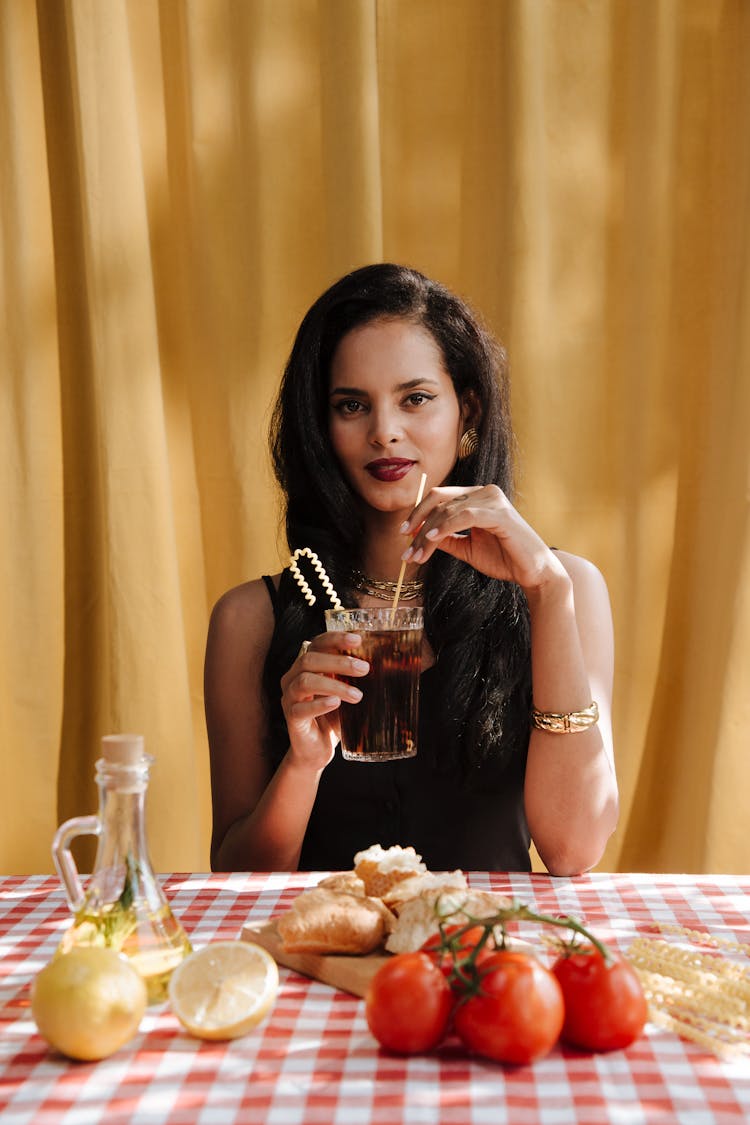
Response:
401,484,562,594
402,483,619,876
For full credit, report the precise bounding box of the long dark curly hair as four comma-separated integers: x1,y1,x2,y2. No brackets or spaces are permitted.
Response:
263,263,531,775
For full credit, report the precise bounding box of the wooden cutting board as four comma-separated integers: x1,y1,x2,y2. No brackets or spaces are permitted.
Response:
242,919,390,998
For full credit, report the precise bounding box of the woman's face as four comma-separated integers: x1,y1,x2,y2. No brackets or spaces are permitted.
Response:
328,317,468,517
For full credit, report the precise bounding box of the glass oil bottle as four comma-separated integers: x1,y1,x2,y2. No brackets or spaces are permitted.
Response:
53,734,192,1002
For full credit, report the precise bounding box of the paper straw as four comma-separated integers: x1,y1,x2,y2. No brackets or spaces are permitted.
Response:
391,472,428,611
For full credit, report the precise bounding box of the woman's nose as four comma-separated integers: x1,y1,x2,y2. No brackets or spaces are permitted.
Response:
368,408,402,447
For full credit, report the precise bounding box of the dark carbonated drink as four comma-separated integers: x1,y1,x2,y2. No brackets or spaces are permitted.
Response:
339,627,421,761
325,606,423,762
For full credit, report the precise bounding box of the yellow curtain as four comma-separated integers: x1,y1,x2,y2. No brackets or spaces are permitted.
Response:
1,0,748,875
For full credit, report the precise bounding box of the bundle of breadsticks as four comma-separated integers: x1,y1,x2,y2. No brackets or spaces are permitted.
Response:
276,844,511,956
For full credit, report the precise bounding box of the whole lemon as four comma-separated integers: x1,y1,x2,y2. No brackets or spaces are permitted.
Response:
31,947,147,1061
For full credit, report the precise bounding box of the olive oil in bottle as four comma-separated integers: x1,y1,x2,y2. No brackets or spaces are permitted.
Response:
53,735,192,1003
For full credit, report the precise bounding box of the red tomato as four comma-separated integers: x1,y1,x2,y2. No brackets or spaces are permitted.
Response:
421,924,496,979
365,952,453,1054
454,950,564,1065
552,945,648,1052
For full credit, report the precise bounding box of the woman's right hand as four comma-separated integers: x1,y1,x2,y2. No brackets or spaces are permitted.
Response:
280,632,370,770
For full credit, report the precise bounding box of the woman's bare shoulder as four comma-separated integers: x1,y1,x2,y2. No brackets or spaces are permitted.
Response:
552,550,609,593
552,550,613,654
208,574,282,655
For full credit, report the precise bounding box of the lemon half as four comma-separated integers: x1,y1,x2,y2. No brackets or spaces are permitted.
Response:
31,947,147,1061
168,940,279,1040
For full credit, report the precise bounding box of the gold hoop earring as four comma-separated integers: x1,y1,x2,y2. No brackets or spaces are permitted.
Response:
458,428,478,460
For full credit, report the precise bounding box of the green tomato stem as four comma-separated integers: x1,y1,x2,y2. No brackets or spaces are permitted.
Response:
433,896,613,967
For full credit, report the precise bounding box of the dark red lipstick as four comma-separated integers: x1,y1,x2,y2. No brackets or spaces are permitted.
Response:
365,459,415,482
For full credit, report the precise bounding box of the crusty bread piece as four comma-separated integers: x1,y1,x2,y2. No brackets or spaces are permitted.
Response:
385,888,512,954
353,844,427,898
316,871,365,897
381,869,468,909
276,888,394,955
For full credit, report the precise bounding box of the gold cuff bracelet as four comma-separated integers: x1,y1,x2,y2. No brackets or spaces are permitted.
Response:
531,701,600,734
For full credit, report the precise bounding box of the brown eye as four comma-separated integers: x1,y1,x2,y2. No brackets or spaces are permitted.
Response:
334,400,366,415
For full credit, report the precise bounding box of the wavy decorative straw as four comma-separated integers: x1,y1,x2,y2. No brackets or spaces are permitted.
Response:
289,548,343,609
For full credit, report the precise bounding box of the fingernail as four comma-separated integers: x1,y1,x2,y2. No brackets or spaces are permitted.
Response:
348,688,363,701
344,633,361,644
411,547,424,563
399,521,410,534
351,659,369,672
426,528,439,540
401,546,414,562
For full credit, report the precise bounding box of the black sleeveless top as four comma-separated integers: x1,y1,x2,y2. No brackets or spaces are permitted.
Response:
262,576,531,873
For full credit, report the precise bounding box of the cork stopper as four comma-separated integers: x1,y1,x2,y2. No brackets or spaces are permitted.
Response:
100,734,145,765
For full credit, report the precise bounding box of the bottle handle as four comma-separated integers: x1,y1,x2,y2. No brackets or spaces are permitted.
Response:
51,815,101,913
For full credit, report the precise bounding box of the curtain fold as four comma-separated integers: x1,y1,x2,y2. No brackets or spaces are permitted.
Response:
33,0,206,871
1,0,63,872
1,0,748,875
620,0,750,870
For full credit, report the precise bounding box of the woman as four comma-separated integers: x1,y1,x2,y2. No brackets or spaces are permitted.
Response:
205,263,618,875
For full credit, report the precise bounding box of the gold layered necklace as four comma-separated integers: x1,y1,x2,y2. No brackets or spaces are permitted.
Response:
348,568,424,602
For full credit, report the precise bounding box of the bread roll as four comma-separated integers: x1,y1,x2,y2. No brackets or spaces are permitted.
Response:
381,869,468,909
276,888,394,955
385,888,511,954
316,871,365,896
353,844,427,898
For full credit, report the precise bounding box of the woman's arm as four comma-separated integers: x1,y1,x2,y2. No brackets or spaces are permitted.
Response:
205,579,369,871
400,485,618,875
205,580,317,870
522,551,617,875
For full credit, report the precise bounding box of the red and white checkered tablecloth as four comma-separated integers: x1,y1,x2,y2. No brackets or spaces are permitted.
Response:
1,871,749,1124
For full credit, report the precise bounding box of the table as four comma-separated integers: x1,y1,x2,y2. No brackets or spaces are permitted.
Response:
1,871,749,1124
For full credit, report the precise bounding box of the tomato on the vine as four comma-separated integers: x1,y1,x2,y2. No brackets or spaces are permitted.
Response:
453,950,564,1065
365,952,453,1054
552,945,648,1052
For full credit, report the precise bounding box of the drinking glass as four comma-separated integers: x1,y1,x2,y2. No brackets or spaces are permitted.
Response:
324,606,423,762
